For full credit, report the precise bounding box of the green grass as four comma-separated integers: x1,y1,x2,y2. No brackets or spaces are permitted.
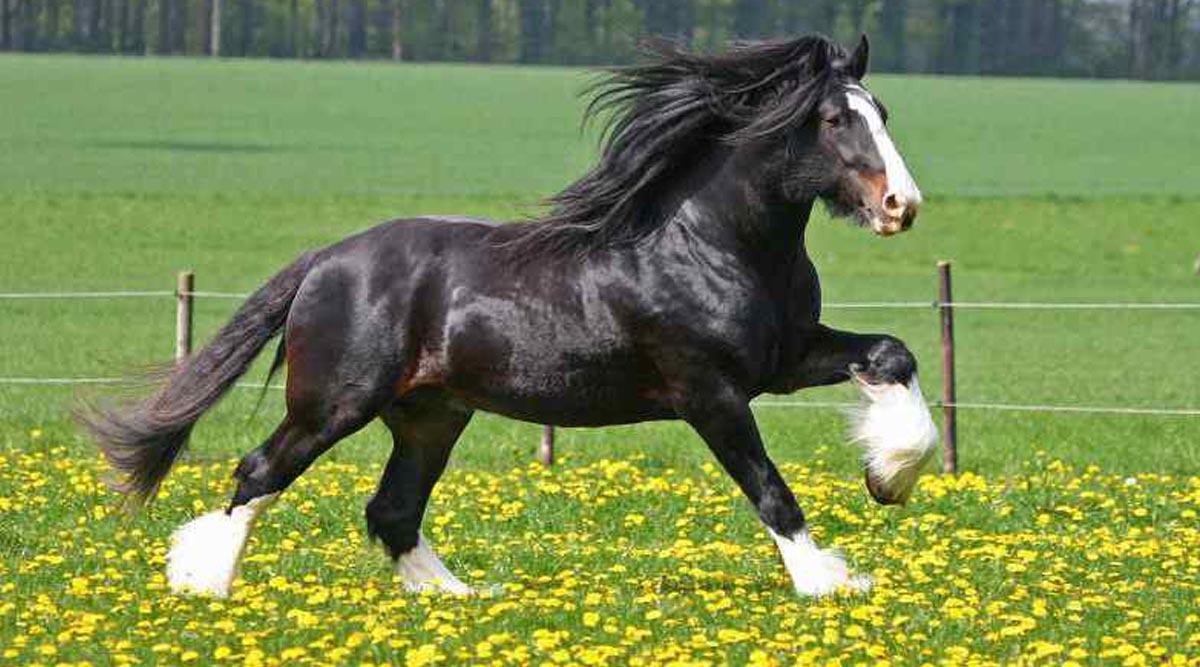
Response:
3,55,1200,197
1,194,1196,475
1,54,1199,665
4,450,1197,665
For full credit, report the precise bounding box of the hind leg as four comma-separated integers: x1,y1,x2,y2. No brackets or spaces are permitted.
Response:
167,392,387,597
167,267,410,596
366,391,473,594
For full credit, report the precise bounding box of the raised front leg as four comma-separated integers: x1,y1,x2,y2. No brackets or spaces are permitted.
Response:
789,325,914,388
794,325,940,505
676,385,871,597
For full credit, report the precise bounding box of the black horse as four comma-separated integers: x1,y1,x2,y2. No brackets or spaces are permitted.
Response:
83,34,938,598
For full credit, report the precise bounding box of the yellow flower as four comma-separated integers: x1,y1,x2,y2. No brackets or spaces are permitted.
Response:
717,628,751,643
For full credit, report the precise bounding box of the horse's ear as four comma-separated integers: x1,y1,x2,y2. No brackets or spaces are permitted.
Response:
848,34,870,80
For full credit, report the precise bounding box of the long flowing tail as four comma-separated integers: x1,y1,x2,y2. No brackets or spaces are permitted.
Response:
78,252,316,505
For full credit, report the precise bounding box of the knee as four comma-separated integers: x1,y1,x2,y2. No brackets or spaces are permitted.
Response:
858,337,916,386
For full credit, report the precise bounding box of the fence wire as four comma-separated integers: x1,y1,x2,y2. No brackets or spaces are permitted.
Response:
0,377,1195,417
0,290,174,300
0,377,284,391
1,288,1197,418
824,302,1200,310
3,289,1200,310
750,399,1200,417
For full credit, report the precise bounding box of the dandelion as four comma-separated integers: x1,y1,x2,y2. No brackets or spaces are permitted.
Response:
1,452,1196,665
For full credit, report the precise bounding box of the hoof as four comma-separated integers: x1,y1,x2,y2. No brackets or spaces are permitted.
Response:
166,494,276,598
395,533,478,596
401,578,477,596
769,528,873,597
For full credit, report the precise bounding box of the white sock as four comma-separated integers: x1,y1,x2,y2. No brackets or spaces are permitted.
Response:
395,533,473,595
850,374,939,503
166,493,278,598
768,527,872,597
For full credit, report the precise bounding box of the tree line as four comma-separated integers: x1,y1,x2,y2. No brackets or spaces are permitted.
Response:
0,1,1196,80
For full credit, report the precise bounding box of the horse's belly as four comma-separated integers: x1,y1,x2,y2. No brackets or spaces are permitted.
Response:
444,346,673,426
429,282,673,425
462,390,675,427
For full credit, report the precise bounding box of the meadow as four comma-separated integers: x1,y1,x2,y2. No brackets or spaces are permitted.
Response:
1,54,1198,665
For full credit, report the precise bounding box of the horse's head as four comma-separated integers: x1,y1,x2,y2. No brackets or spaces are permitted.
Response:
533,35,924,253
777,36,923,236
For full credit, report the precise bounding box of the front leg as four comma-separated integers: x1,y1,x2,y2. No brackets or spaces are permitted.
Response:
676,384,871,597
794,325,940,505
790,325,914,388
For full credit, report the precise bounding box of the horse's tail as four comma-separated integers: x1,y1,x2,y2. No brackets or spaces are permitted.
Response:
77,252,317,506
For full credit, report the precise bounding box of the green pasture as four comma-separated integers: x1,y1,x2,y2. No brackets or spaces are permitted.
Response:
2,55,1198,198
0,54,1196,474
1,54,1198,665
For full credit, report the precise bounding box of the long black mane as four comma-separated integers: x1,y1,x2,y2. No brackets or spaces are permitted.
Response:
506,35,851,256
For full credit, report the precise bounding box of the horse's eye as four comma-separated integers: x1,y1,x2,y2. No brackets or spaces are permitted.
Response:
823,115,844,128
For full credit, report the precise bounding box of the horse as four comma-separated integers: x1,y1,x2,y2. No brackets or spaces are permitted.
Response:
81,34,937,599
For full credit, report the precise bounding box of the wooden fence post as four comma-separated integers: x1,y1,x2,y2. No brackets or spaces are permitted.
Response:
211,0,223,57
937,261,958,474
540,425,555,467
176,271,194,361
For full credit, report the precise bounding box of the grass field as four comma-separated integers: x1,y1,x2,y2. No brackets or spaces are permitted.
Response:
1,54,1199,665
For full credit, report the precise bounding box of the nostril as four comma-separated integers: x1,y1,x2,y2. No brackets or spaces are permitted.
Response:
883,192,906,215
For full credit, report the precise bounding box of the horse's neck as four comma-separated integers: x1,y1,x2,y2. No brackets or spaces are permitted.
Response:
673,169,814,279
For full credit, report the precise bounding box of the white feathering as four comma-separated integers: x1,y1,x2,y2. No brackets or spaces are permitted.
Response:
768,528,872,597
395,533,474,595
166,493,278,598
849,374,939,504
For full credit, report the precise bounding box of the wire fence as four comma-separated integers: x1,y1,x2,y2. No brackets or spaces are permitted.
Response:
0,290,176,300
5,289,1200,310
2,269,1198,470
1,376,1197,417
4,374,1195,418
826,302,1200,310
750,399,1200,417
2,283,1198,420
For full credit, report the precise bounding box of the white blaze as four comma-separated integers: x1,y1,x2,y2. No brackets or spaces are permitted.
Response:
844,87,922,208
